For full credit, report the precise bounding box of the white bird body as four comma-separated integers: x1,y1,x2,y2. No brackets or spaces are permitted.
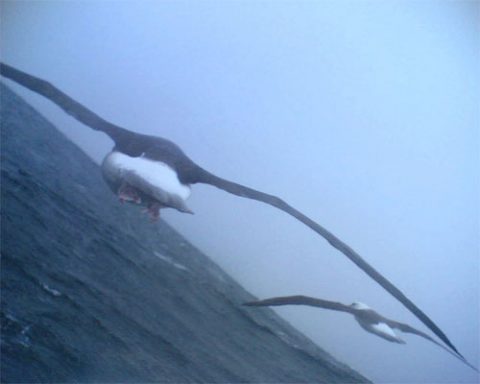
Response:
101,151,192,216
350,302,404,343
353,311,405,344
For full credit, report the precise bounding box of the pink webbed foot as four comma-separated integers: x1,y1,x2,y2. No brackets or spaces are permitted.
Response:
143,202,162,222
117,183,142,204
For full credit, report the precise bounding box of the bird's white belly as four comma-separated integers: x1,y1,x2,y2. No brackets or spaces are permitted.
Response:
371,322,400,340
102,151,191,200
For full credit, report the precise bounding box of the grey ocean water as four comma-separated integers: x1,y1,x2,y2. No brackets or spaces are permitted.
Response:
0,84,370,382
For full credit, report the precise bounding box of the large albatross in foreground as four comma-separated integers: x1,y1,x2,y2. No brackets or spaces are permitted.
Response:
244,295,478,372
0,62,462,358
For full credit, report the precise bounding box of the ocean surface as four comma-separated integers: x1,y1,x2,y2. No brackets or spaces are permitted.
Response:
0,83,369,383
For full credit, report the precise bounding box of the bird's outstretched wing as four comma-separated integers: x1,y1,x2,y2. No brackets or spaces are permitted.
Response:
196,170,462,358
0,62,461,359
244,295,353,313
0,62,134,145
383,318,478,372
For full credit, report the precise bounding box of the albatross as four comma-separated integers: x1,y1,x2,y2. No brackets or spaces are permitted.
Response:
244,295,478,372
0,62,463,359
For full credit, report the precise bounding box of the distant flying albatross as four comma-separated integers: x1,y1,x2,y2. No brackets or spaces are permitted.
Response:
0,62,462,358
244,295,478,372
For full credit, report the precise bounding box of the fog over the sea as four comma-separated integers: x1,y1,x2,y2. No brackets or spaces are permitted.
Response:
1,2,478,383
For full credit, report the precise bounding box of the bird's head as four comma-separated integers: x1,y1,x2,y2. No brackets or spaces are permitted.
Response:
350,302,371,310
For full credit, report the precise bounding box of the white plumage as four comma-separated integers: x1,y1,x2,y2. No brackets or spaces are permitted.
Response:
101,151,192,214
371,322,402,341
350,302,371,310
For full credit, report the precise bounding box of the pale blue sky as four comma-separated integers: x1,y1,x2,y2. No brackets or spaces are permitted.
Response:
1,1,478,382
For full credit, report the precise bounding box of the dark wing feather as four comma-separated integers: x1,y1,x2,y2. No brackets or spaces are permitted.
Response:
0,63,133,145
383,318,478,372
0,62,462,359
0,63,195,161
244,295,353,313
141,143,202,184
196,170,462,358
386,318,443,341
